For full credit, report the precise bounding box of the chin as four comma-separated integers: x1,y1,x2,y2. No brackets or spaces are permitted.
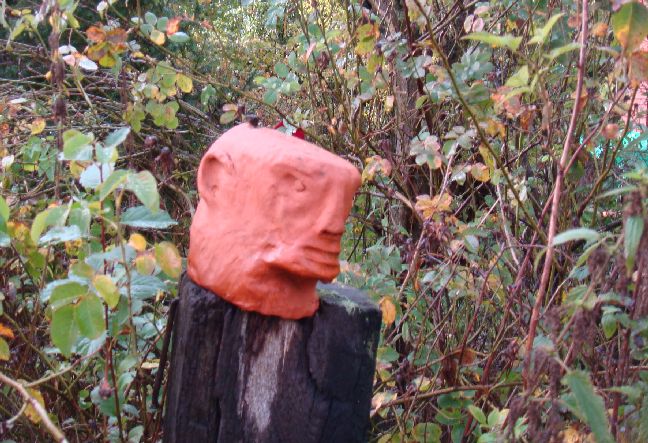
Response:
268,253,340,281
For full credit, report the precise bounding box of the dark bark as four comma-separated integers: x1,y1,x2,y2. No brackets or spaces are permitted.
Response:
163,274,381,443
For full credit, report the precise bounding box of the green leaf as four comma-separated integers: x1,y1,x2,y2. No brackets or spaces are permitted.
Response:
505,65,529,88
156,16,168,32
93,275,120,309
0,337,9,361
128,425,144,443
0,232,10,248
639,399,648,441
529,13,565,45
144,11,157,25
176,74,193,93
62,129,94,161
607,385,641,402
79,164,103,190
51,304,79,357
412,422,441,442
0,195,9,222
562,371,614,443
128,274,166,299
467,404,487,425
274,62,289,78
50,282,87,310
263,88,278,105
39,225,83,246
220,110,238,125
611,1,648,53
601,312,618,339
168,32,189,43
99,169,129,201
76,295,105,339
201,85,216,106
126,171,159,212
121,206,177,229
552,228,600,246
31,206,68,244
462,32,522,51
624,216,644,272
154,241,182,279
544,43,581,61
104,127,130,150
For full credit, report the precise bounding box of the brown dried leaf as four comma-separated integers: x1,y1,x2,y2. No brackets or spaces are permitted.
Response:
629,50,648,83
592,22,608,38
106,28,128,51
0,323,14,340
86,25,106,43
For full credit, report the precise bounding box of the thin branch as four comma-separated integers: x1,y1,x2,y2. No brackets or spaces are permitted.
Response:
523,0,589,388
0,371,69,443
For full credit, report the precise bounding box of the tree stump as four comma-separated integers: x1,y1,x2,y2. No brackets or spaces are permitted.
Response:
163,274,381,443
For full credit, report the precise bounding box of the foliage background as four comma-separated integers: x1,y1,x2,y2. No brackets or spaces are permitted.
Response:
1,0,648,441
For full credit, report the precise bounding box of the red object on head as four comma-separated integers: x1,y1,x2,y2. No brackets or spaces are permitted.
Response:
273,121,306,140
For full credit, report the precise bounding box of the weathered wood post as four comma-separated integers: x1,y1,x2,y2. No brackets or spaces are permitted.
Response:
163,276,380,442
162,122,381,442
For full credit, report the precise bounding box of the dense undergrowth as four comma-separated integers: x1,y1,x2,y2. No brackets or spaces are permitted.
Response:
1,0,648,441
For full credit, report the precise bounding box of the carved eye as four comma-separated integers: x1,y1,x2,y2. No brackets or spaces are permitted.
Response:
293,178,306,192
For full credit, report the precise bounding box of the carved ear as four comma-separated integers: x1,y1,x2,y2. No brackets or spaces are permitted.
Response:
197,151,234,205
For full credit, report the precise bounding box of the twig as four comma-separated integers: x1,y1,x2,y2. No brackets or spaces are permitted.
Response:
0,371,69,443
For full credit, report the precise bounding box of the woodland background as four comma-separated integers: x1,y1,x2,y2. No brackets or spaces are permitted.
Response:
1,0,648,441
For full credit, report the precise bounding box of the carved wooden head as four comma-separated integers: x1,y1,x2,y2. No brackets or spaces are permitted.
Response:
187,123,361,319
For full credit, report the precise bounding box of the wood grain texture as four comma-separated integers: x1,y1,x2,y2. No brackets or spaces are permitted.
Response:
163,274,381,443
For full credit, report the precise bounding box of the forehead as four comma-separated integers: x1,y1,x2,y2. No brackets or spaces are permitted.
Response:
211,124,358,182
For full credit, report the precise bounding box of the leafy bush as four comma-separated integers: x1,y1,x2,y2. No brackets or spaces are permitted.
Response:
1,0,648,442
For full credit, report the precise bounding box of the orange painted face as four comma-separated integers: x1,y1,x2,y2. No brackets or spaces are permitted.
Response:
187,123,361,319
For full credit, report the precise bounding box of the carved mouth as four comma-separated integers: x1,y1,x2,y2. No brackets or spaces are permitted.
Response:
303,245,341,263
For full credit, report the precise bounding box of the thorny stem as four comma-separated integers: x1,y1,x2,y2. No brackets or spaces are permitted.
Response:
523,0,588,388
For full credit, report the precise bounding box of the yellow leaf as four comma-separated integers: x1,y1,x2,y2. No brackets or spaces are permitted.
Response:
24,388,45,424
378,296,396,326
150,29,166,45
93,275,120,309
370,391,397,416
141,359,159,370
0,323,15,340
155,241,182,279
470,162,490,182
479,145,495,170
0,337,9,361
98,53,116,68
415,193,453,219
362,155,392,183
135,254,156,275
176,74,193,93
128,233,147,252
562,425,588,443
30,118,46,135
384,95,394,113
